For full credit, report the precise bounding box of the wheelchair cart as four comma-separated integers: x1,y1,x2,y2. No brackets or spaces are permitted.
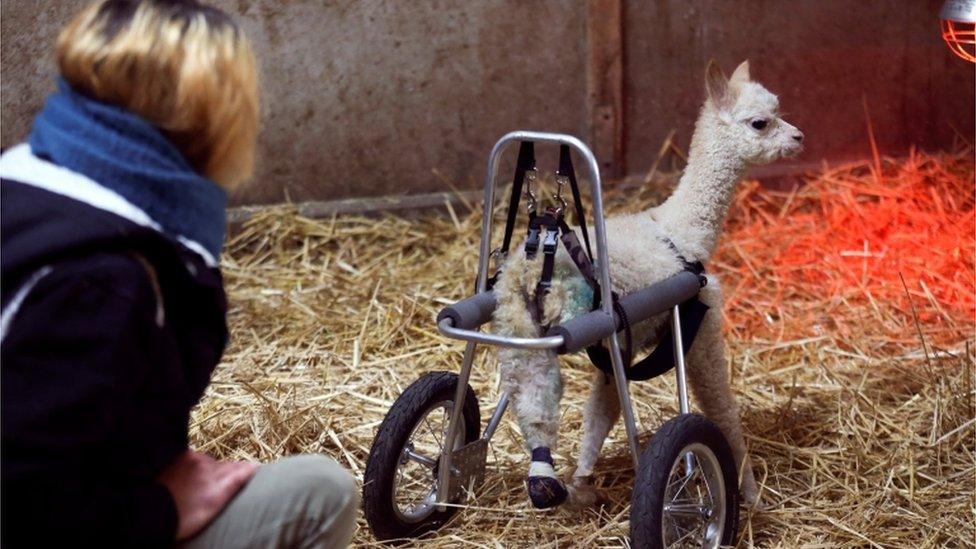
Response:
362,131,740,548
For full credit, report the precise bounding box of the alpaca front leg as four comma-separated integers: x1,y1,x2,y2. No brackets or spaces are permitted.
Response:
498,347,567,508
686,282,759,506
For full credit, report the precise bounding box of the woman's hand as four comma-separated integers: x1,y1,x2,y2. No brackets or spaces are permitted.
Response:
157,450,258,541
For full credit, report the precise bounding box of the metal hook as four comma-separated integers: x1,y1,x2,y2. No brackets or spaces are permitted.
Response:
524,168,539,213
552,174,569,215
490,247,506,264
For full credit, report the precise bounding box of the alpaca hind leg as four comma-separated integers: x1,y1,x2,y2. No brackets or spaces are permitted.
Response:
566,369,620,508
685,282,759,506
498,347,567,508
573,370,620,478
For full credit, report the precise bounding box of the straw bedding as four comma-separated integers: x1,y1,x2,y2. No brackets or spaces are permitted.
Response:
192,149,974,548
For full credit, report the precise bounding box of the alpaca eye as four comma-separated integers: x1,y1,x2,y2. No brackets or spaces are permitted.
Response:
751,119,768,130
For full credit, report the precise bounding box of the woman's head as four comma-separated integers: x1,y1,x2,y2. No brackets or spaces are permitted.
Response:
57,0,259,188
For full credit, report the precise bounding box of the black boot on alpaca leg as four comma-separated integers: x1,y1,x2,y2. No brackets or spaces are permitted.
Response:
526,447,568,509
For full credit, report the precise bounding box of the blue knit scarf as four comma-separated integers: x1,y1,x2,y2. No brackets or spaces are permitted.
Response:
29,80,227,260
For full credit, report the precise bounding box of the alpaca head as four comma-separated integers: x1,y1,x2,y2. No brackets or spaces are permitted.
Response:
703,60,804,165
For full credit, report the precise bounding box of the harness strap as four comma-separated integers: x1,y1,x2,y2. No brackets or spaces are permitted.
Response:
557,219,599,288
525,213,562,326
661,235,707,287
501,142,536,256
533,230,559,326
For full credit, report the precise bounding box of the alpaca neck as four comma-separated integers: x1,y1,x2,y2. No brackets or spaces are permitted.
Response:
654,109,746,260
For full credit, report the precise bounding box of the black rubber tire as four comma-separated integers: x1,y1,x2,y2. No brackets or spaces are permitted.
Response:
362,371,481,543
630,414,740,548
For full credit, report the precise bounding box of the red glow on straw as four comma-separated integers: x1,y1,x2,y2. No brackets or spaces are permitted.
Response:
715,149,975,346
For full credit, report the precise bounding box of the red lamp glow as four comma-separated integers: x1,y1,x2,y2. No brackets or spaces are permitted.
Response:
940,0,976,62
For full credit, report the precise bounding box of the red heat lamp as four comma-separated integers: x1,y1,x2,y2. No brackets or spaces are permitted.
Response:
940,0,976,62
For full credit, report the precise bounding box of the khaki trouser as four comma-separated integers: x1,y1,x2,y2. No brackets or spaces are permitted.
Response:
179,454,358,549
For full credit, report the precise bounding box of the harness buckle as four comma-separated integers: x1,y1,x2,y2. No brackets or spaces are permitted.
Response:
542,226,559,253
525,227,540,259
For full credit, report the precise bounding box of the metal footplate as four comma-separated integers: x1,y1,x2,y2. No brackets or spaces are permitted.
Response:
445,438,489,503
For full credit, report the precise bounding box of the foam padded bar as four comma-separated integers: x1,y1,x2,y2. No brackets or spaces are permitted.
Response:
617,270,702,327
547,271,702,353
436,291,498,330
547,310,616,354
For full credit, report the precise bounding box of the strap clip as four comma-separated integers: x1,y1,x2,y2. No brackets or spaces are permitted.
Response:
525,227,540,259
542,226,559,254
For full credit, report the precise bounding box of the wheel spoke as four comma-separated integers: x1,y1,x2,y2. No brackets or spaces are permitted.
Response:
668,467,697,503
400,477,427,493
700,462,714,507
421,414,445,454
670,517,687,545
669,522,699,547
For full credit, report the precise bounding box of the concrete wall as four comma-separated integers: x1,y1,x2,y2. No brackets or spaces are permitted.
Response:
623,0,975,178
2,0,973,206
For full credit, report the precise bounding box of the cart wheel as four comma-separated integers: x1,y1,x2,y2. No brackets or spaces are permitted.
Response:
363,371,481,542
630,414,739,549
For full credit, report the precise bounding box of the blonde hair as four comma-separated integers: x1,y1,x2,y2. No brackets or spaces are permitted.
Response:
56,0,259,188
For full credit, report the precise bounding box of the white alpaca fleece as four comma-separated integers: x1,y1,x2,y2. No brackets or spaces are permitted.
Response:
493,61,803,507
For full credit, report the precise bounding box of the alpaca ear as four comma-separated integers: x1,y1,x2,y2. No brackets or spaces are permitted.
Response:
705,60,733,111
729,60,751,88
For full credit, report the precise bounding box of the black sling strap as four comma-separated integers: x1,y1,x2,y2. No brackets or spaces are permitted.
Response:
557,145,593,262
630,297,709,380
501,141,536,257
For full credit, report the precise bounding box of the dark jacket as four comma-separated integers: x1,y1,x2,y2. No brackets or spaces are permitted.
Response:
1,171,228,546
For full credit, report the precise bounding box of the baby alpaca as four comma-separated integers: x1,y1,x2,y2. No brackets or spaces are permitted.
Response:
493,60,804,509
